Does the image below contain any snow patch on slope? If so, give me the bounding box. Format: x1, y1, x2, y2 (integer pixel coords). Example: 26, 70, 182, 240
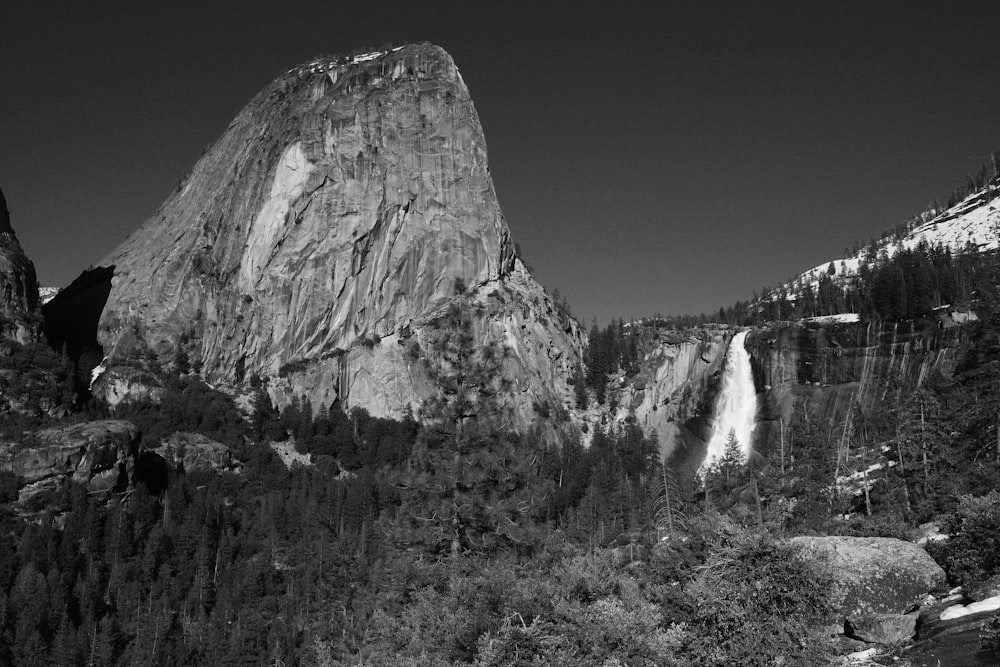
939, 595, 1000, 621
788, 186, 1000, 296
38, 286, 60, 304
292, 46, 406, 75
802, 313, 860, 325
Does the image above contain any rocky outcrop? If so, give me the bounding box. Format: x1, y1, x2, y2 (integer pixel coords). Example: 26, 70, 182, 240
846, 611, 919, 645
2, 421, 238, 504
0, 186, 40, 343
153, 432, 233, 473
748, 318, 964, 452
94, 364, 164, 409
791, 536, 946, 625
2, 420, 140, 493
0, 419, 239, 505
50, 44, 582, 429
749, 319, 961, 405
615, 328, 730, 463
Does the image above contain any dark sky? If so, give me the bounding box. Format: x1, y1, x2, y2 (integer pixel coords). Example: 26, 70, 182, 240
3, 2, 999, 325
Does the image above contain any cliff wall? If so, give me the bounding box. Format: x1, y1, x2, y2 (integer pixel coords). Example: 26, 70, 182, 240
612, 317, 968, 473
48, 44, 583, 428
614, 328, 731, 467
0, 186, 40, 344
746, 318, 965, 452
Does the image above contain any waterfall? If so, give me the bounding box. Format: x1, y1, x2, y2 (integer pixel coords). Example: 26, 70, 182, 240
703, 330, 756, 470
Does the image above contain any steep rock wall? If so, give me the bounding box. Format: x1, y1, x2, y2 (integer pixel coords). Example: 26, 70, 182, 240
0, 186, 40, 343
615, 319, 968, 474
615, 328, 731, 465
746, 318, 965, 451
65, 44, 581, 426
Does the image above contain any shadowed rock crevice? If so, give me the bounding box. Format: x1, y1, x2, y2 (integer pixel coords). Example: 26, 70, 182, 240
42, 265, 114, 372
133, 451, 169, 495
0, 185, 42, 342
0, 186, 11, 234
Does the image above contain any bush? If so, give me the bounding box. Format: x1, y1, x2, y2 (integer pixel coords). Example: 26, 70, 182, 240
681, 519, 836, 666
928, 490, 1000, 588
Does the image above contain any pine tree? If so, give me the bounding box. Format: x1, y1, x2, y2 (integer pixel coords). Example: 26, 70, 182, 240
703, 430, 746, 509
387, 297, 556, 557
573, 365, 588, 410
653, 464, 686, 540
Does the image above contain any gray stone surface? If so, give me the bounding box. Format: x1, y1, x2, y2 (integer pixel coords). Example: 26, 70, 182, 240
791, 536, 946, 620
847, 611, 919, 645
154, 432, 232, 473
0, 185, 40, 343
84, 44, 582, 430
4, 420, 139, 490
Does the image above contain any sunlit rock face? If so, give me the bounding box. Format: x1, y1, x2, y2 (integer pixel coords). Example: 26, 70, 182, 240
80, 44, 582, 426
617, 317, 967, 475
747, 318, 965, 448
0, 186, 40, 343
615, 328, 731, 467
790, 536, 946, 618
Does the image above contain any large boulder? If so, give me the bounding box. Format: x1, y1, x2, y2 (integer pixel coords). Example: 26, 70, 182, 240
3, 420, 140, 492
846, 611, 919, 645
790, 536, 946, 621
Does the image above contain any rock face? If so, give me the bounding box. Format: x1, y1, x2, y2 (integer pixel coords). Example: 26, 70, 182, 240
49, 44, 582, 428
95, 364, 164, 410
154, 432, 233, 473
2, 420, 140, 493
748, 319, 961, 407
615, 328, 730, 465
846, 611, 920, 645
609, 317, 969, 476
2, 420, 239, 504
0, 186, 40, 343
747, 318, 964, 451
791, 536, 946, 622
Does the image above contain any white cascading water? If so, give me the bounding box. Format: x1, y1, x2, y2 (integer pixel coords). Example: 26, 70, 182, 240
702, 330, 757, 470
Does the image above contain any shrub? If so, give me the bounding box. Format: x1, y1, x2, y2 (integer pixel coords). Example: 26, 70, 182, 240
928, 490, 1000, 588
682, 521, 836, 666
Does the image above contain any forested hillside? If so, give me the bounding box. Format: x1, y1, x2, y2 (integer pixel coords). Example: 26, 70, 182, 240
3, 246, 1000, 665
5, 157, 1000, 665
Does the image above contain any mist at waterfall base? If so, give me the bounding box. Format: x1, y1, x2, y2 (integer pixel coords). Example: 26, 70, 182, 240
702, 331, 758, 471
